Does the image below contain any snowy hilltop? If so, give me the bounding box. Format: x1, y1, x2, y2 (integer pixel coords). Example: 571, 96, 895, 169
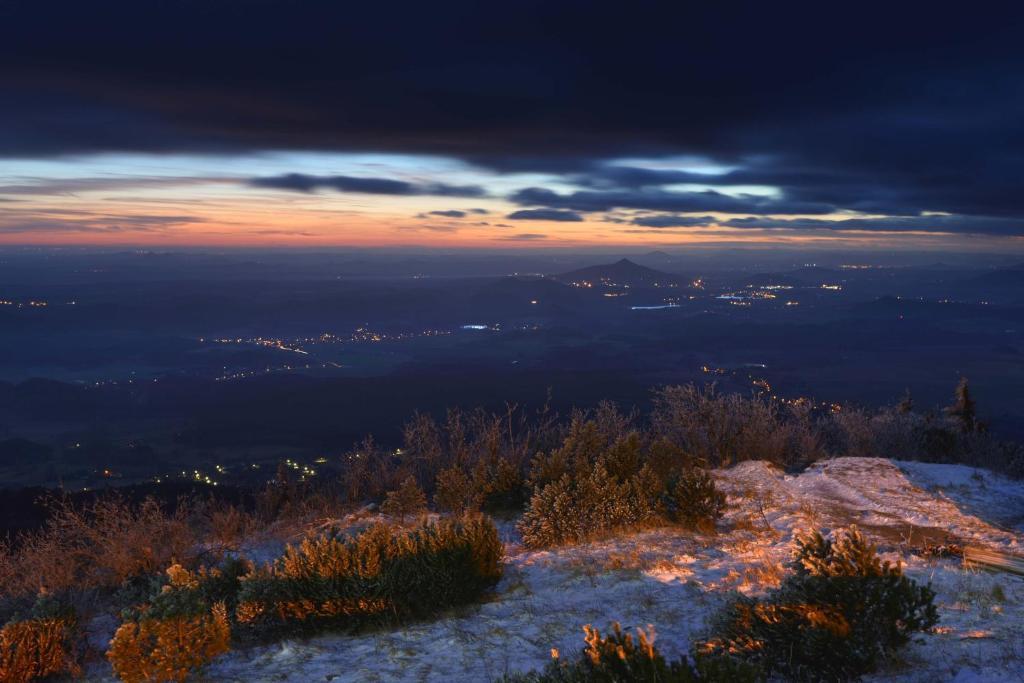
136, 457, 1023, 682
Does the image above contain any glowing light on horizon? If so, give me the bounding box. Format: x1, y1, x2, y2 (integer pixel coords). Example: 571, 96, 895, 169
0, 152, 1019, 251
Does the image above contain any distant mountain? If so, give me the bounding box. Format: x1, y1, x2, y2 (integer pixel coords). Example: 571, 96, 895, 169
554, 258, 682, 288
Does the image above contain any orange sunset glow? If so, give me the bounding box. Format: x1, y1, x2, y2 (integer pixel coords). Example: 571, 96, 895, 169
2, 153, 1021, 250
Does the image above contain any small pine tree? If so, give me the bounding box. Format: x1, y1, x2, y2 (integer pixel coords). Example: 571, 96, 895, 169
434, 466, 478, 514
107, 604, 230, 683
708, 526, 939, 681
381, 476, 427, 522
947, 377, 977, 432
666, 468, 725, 532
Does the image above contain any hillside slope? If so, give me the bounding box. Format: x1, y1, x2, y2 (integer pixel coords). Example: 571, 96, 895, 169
90, 458, 1024, 682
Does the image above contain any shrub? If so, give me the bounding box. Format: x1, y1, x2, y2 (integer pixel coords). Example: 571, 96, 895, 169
526, 417, 607, 491
235, 517, 502, 638
518, 466, 660, 548
401, 412, 446, 487
107, 559, 247, 683
435, 465, 479, 514
206, 503, 256, 551
381, 476, 428, 522
340, 436, 397, 504
704, 527, 938, 681
139, 558, 253, 621
500, 622, 757, 682
651, 384, 796, 467
107, 603, 230, 683
518, 419, 724, 548
0, 495, 197, 601
0, 616, 80, 683
665, 468, 726, 531
339, 403, 554, 511
473, 456, 529, 512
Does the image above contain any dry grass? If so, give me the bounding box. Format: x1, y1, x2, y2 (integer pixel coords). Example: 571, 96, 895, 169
740, 554, 786, 591
602, 548, 647, 572
205, 502, 257, 552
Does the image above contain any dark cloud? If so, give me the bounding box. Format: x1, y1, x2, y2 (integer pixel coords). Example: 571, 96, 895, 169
510, 187, 833, 215
619, 212, 1024, 235
1, 4, 1019, 162
574, 159, 1024, 221
418, 208, 490, 219
631, 215, 716, 228
572, 167, 726, 189
506, 208, 584, 222
249, 174, 485, 197
3, 2, 1024, 233
0, 176, 224, 196
720, 215, 1024, 236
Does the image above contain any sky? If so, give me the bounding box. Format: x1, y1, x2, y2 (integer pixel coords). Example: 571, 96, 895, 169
2, 1, 1023, 250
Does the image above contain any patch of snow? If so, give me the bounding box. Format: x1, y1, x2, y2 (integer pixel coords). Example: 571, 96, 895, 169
895, 459, 1024, 533
81, 458, 1024, 682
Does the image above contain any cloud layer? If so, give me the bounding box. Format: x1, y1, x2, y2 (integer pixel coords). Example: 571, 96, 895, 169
250, 174, 485, 197
2, 2, 1024, 239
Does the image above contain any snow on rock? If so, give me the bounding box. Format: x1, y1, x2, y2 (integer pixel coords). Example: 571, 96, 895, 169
83, 457, 1024, 682
895, 459, 1024, 534
716, 457, 1023, 551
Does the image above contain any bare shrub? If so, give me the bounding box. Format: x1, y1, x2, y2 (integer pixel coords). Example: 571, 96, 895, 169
340, 435, 401, 505
338, 402, 558, 514
434, 465, 479, 514
402, 412, 446, 488
651, 384, 813, 468
206, 502, 256, 551
0, 496, 197, 601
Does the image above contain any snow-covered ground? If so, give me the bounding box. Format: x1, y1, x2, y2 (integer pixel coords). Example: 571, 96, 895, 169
85, 458, 1024, 682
